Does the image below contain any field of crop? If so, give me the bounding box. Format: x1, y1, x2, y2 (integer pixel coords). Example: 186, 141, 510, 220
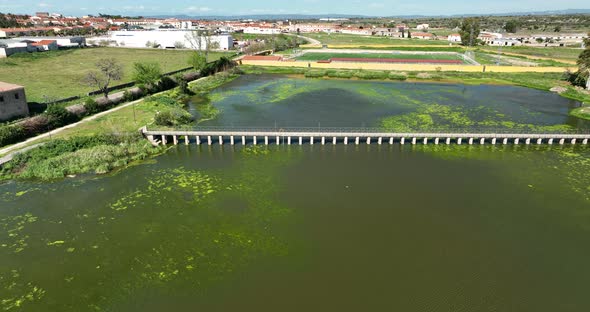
301, 33, 451, 46
296, 52, 464, 62
0, 47, 232, 102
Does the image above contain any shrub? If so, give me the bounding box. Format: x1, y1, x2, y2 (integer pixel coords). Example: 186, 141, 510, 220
156, 76, 177, 92
178, 79, 192, 95
326, 70, 354, 78
354, 71, 389, 80
84, 98, 100, 115
304, 70, 326, 78
44, 105, 78, 128
0, 124, 27, 147
388, 72, 408, 81
154, 107, 194, 126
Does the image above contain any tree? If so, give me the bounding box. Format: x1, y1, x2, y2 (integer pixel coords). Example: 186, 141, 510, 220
504, 20, 519, 33
554, 26, 561, 32
83, 59, 123, 99
188, 51, 207, 71
459, 18, 481, 47
185, 29, 214, 61
578, 35, 590, 90
407, 30, 412, 39
132, 62, 162, 86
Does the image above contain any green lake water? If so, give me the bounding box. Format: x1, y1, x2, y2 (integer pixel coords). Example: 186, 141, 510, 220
1, 75, 590, 311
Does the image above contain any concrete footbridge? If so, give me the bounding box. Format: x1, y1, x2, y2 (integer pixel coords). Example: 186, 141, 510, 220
141, 126, 590, 146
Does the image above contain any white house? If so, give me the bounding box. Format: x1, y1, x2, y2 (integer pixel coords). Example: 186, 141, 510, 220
416, 24, 429, 30
107, 30, 233, 50
447, 33, 461, 43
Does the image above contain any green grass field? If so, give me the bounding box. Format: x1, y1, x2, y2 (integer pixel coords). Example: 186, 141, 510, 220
302, 33, 451, 46
478, 46, 583, 61
296, 52, 464, 62
0, 47, 232, 102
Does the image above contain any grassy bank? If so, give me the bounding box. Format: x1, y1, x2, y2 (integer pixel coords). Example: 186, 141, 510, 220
477, 46, 583, 61
0, 48, 231, 102
0, 135, 165, 181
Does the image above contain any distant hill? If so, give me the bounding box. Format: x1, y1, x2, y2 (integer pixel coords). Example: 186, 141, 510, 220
146, 9, 590, 20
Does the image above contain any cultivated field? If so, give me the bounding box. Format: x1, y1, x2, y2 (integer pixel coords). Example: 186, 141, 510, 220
301, 33, 451, 46
0, 47, 231, 102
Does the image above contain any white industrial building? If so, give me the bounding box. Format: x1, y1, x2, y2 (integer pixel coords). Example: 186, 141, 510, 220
106, 30, 233, 50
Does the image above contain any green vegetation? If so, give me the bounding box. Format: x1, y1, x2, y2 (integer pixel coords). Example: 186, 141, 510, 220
0, 48, 231, 102
296, 52, 464, 62
478, 46, 583, 61
0, 135, 165, 180
132, 61, 162, 86
474, 51, 573, 67
459, 18, 481, 46
301, 33, 450, 46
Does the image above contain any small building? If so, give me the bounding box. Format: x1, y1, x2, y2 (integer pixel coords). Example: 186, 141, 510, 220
31, 40, 59, 51
411, 32, 434, 40
448, 33, 462, 43
0, 82, 29, 121
416, 24, 429, 31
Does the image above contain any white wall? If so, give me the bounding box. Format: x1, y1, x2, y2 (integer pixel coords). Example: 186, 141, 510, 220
109, 30, 233, 50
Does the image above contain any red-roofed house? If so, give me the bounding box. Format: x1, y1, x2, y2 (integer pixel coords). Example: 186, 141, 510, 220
31, 40, 58, 51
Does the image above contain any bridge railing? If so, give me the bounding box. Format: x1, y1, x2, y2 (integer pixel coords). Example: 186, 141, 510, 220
144, 125, 590, 135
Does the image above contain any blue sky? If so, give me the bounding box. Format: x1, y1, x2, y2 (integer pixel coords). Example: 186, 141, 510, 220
1, 0, 589, 16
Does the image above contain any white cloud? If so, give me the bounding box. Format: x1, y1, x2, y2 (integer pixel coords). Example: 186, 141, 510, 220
38, 2, 51, 7
186, 6, 212, 12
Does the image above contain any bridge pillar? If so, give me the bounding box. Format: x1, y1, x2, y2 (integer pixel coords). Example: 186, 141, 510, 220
253, 136, 257, 145
207, 136, 212, 146
344, 137, 349, 145
423, 138, 428, 145
288, 137, 292, 145
548, 138, 553, 145
367, 137, 372, 145
446, 138, 451, 145
571, 139, 577, 145
218, 136, 223, 145
299, 137, 303, 145
503, 138, 508, 145
492, 138, 496, 145
458, 138, 462, 145
355, 137, 360, 145
525, 138, 530, 145
468, 138, 473, 145
401, 137, 405, 145
310, 137, 314, 145
583, 139, 588, 145
196, 136, 201, 145
173, 136, 178, 145
389, 137, 394, 145
411, 138, 416, 145
480, 138, 485, 145
333, 137, 337, 145
230, 136, 235, 145
242, 136, 246, 145
184, 136, 189, 145
321, 137, 326, 145
435, 138, 439, 145
161, 135, 167, 145
378, 137, 383, 145
515, 138, 520, 145
276, 136, 280, 145
264, 136, 269, 145
559, 138, 565, 145
537, 138, 542, 145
